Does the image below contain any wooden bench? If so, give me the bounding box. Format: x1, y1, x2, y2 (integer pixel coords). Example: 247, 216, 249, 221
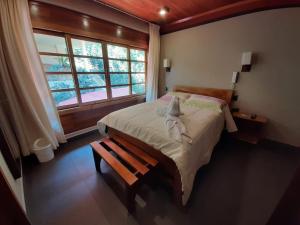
90, 137, 158, 212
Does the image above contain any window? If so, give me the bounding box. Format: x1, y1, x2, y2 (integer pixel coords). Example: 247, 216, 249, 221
107, 44, 130, 97
71, 38, 107, 103
34, 31, 147, 109
34, 33, 78, 108
107, 45, 146, 97
130, 49, 146, 94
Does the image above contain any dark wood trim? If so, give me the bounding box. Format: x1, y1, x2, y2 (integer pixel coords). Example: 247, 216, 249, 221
0, 170, 31, 225
0, 129, 21, 179
59, 96, 144, 134
102, 42, 113, 99
39, 52, 68, 57
58, 95, 145, 115
161, 0, 300, 34
127, 45, 133, 95
65, 34, 83, 105
29, 1, 149, 49
51, 88, 77, 93
45, 72, 73, 75
173, 85, 233, 105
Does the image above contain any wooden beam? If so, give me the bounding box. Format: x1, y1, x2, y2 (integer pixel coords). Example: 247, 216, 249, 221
29, 1, 149, 49
161, 0, 300, 34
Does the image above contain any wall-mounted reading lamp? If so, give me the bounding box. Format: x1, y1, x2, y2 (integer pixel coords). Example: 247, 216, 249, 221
241, 52, 252, 72
163, 58, 171, 72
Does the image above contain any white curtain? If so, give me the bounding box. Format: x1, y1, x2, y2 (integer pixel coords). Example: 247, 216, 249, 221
146, 23, 160, 102
0, 0, 66, 156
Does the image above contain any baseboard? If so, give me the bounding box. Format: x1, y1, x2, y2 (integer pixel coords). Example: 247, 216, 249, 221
260, 138, 300, 152
65, 125, 98, 139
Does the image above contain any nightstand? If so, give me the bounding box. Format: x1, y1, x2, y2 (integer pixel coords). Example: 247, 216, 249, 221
232, 112, 267, 144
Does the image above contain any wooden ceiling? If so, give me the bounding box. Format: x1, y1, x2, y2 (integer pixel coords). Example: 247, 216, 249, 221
95, 0, 300, 34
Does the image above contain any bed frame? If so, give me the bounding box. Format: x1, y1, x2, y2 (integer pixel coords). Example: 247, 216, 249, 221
107, 85, 233, 206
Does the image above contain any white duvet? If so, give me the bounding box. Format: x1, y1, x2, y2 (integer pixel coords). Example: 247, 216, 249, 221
97, 99, 236, 205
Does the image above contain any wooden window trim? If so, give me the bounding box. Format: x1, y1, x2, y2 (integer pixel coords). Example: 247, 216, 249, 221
78, 86, 106, 90
39, 52, 69, 56
34, 29, 147, 111
51, 88, 76, 92
46, 72, 73, 75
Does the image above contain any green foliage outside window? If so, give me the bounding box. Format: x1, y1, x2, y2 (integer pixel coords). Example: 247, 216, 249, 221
36, 33, 146, 107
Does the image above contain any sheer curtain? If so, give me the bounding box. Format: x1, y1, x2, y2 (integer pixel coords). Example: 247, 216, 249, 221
0, 0, 66, 156
146, 23, 160, 102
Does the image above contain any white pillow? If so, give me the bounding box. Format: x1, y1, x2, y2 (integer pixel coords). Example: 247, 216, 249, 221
160, 91, 190, 103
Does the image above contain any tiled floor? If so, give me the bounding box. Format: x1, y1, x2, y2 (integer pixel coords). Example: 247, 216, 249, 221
23, 132, 300, 225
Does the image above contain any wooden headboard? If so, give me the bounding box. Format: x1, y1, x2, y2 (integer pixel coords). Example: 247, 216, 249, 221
173, 85, 233, 104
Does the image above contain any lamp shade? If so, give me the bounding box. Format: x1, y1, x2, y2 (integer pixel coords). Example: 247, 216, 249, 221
241, 52, 252, 72
163, 58, 171, 68
241, 52, 252, 65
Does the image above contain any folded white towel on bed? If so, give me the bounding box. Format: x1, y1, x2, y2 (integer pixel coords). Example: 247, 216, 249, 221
164, 96, 192, 143
165, 115, 192, 143
167, 95, 182, 116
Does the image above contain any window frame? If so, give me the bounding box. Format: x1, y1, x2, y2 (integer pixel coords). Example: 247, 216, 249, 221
34, 29, 147, 110
35, 30, 79, 110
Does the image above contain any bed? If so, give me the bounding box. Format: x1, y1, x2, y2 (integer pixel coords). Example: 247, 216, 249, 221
97, 85, 236, 206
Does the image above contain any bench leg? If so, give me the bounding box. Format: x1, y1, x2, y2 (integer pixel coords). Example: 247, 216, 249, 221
92, 149, 102, 173
126, 186, 136, 213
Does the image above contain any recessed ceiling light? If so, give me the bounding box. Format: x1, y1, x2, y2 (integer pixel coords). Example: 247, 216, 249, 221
82, 18, 89, 27
116, 27, 122, 37
159, 7, 169, 17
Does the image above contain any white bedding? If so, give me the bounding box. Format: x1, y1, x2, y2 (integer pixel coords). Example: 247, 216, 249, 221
97, 98, 236, 205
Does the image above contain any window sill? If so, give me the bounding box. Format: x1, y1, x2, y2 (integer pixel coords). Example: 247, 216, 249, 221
58, 94, 145, 116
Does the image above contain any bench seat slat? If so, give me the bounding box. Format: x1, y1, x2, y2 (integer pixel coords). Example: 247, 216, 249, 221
90, 141, 138, 186
112, 136, 158, 167
103, 138, 149, 175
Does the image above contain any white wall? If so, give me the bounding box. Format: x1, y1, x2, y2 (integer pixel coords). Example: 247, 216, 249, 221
35, 0, 149, 33
0, 151, 26, 211
160, 8, 300, 147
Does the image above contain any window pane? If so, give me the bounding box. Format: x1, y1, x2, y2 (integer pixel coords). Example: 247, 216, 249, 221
71, 39, 102, 57
132, 84, 145, 94
111, 86, 130, 98
34, 33, 67, 54
74, 57, 104, 72
80, 88, 107, 102
130, 49, 145, 61
110, 74, 129, 85
41, 56, 71, 72
47, 75, 75, 90
52, 91, 77, 107
109, 60, 128, 72
131, 62, 145, 72
107, 44, 127, 59
78, 74, 106, 88
131, 73, 145, 84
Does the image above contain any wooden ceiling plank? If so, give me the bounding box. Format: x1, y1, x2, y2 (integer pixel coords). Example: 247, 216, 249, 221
161, 0, 300, 34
